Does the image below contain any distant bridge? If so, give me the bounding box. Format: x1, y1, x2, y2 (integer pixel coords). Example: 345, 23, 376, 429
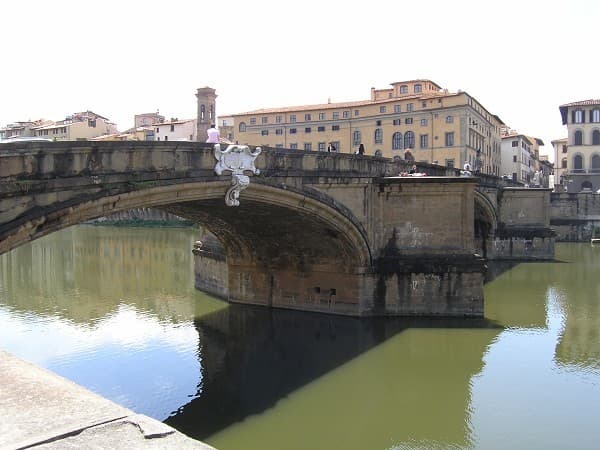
0, 141, 554, 317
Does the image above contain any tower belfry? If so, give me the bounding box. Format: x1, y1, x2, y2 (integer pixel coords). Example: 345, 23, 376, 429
196, 87, 217, 142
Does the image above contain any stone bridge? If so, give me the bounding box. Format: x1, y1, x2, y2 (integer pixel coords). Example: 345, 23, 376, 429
0, 141, 554, 317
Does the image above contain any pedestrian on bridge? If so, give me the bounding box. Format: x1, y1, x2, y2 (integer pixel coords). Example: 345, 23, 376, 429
206, 124, 220, 144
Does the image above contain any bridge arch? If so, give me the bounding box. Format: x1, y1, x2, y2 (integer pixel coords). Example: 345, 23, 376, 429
1, 180, 373, 273
474, 190, 498, 258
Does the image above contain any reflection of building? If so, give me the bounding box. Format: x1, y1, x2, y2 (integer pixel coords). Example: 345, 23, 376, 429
556, 100, 600, 192
225, 79, 504, 175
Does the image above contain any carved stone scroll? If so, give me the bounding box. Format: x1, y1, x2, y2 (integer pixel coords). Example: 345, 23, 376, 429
213, 144, 261, 206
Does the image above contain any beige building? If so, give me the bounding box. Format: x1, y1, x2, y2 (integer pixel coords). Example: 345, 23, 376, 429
225, 79, 504, 174
554, 100, 600, 192
33, 111, 117, 141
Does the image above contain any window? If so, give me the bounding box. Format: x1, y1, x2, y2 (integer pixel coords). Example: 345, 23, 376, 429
304, 143, 312, 151
318, 126, 325, 132
276, 128, 283, 135
318, 113, 325, 120
290, 115, 297, 123
512, 141, 518, 147
446, 115, 454, 123
354, 110, 359, 116
399, 85, 408, 94
262, 117, 268, 124
445, 159, 455, 168
593, 109, 600, 123
592, 154, 600, 172
374, 128, 383, 144
420, 134, 429, 149
574, 154, 583, 170
574, 130, 583, 145
562, 145, 567, 153
261, 130, 268, 136
332, 125, 340, 131
376, 120, 382, 126
394, 105, 401, 113
392, 132, 403, 150
170, 124, 175, 132
250, 117, 257, 125
404, 131, 415, 149
164, 136, 168, 141
393, 119, 401, 125
318, 142, 326, 152
290, 128, 297, 134
239, 122, 246, 132
343, 111, 350, 118
200, 105, 205, 120
414, 84, 422, 93
276, 115, 282, 123
290, 143, 298, 149
445, 132, 454, 146
305, 114, 311, 121
353, 130, 361, 145
405, 118, 413, 124
561, 158, 567, 168
513, 155, 517, 162
593, 130, 600, 145
276, 144, 284, 148
407, 103, 413, 112
573, 109, 584, 124
380, 106, 386, 113
420, 118, 428, 126
305, 127, 311, 133
333, 112, 340, 120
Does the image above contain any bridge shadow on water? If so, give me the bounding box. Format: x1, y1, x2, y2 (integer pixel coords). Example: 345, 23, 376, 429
164, 303, 501, 441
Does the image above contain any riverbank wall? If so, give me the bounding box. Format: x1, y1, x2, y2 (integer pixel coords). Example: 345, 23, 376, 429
550, 192, 600, 241
0, 350, 215, 449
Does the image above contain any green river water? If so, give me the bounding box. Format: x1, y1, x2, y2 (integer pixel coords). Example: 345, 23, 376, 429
0, 225, 598, 450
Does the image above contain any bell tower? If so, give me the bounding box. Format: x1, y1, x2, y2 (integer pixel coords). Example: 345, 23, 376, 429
196, 87, 217, 142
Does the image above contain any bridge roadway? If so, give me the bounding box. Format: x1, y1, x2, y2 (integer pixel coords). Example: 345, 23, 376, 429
0, 141, 554, 317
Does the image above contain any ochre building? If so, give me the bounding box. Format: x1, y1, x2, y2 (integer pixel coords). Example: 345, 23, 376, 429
225, 79, 504, 175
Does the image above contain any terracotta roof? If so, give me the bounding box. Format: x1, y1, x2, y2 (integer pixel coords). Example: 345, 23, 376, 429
227, 91, 457, 116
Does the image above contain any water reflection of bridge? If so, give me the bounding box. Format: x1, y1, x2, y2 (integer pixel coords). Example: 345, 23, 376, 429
166, 304, 502, 446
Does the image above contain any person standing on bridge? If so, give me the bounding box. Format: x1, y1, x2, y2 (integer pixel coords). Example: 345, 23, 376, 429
358, 143, 365, 155
206, 124, 220, 144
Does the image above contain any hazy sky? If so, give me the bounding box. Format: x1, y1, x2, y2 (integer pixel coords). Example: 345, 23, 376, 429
2, 0, 597, 160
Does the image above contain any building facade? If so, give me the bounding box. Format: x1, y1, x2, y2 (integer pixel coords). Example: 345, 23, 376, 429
0, 120, 51, 140
501, 134, 533, 184
33, 111, 117, 141
153, 118, 197, 141
134, 112, 165, 128
552, 137, 568, 190
225, 79, 504, 174
555, 100, 600, 192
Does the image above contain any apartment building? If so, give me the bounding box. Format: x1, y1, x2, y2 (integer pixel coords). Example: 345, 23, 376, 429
225, 79, 504, 174
33, 111, 117, 141
555, 100, 600, 192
